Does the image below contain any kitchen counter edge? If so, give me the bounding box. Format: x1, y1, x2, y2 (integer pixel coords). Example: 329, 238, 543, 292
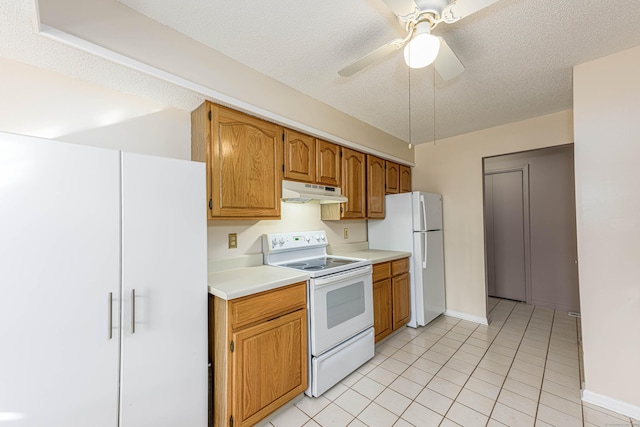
208, 265, 310, 300
330, 248, 412, 264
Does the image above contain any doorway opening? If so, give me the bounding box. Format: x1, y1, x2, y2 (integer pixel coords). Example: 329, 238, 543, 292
482, 145, 580, 313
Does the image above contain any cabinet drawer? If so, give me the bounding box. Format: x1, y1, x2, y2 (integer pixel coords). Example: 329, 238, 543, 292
372, 262, 391, 282
391, 258, 409, 276
230, 282, 306, 329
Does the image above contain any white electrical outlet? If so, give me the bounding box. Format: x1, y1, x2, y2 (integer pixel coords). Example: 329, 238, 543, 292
228, 233, 237, 249
343, 228, 349, 239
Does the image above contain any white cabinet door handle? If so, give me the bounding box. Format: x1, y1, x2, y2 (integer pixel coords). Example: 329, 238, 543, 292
108, 292, 113, 340
131, 289, 136, 334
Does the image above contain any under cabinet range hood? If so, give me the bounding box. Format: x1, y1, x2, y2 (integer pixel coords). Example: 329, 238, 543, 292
281, 180, 348, 204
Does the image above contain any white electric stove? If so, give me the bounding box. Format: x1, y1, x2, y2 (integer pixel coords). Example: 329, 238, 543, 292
263, 230, 374, 397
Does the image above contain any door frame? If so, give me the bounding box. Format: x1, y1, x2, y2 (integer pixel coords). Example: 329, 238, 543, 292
483, 164, 532, 305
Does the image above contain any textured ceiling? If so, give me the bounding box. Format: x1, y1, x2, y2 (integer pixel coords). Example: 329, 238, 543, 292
116, 0, 640, 143
3, 0, 640, 146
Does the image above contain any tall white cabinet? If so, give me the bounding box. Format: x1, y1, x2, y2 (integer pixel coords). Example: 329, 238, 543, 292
0, 132, 207, 426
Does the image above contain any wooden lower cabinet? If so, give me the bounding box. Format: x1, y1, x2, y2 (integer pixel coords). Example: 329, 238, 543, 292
372, 258, 411, 342
392, 272, 411, 330
373, 278, 392, 342
211, 283, 308, 427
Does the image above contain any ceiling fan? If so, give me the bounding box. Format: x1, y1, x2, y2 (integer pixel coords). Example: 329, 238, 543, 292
338, 0, 500, 80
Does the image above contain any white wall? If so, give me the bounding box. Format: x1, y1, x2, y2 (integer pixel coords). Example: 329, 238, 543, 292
60, 109, 191, 160
574, 45, 640, 412
36, 0, 414, 165
413, 110, 574, 321
206, 204, 367, 260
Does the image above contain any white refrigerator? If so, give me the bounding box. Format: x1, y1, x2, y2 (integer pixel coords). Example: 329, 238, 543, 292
368, 192, 446, 327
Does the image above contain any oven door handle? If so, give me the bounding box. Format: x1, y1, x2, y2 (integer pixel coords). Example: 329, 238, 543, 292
312, 265, 372, 287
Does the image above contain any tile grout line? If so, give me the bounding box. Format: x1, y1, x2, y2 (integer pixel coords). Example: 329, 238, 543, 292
327, 317, 468, 426
351, 300, 531, 426
483, 303, 538, 426
531, 307, 556, 425
428, 299, 523, 426
427, 300, 515, 425
358, 314, 475, 425
295, 300, 529, 426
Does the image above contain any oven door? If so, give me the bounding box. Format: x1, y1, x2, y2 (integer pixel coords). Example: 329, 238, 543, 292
309, 265, 373, 356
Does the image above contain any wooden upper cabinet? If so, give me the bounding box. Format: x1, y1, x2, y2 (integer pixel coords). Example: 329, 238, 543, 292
284, 129, 315, 183
400, 165, 412, 193
191, 102, 282, 219
367, 155, 385, 219
340, 148, 367, 219
315, 140, 340, 187
386, 161, 400, 194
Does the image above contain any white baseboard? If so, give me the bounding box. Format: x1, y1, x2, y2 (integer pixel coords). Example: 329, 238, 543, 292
582, 389, 640, 420
444, 309, 489, 326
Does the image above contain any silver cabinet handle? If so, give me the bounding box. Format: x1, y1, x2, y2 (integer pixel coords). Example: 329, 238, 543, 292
108, 292, 113, 340
131, 289, 136, 334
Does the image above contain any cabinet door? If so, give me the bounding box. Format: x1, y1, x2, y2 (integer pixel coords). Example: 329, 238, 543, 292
392, 273, 411, 330
386, 161, 400, 194
120, 153, 207, 426
211, 105, 282, 218
284, 129, 315, 182
341, 148, 366, 219
373, 279, 393, 342
0, 134, 120, 427
367, 155, 386, 219
316, 139, 340, 186
231, 309, 308, 427
400, 165, 412, 193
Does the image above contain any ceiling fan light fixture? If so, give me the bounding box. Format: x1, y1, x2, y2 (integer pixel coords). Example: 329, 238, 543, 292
403, 22, 440, 68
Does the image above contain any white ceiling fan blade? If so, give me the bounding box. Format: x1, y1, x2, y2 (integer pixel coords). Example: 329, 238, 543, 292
443, 0, 500, 23
381, 0, 420, 19
434, 37, 464, 81
338, 39, 406, 77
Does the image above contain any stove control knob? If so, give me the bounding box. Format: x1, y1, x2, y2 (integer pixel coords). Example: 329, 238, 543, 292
314, 234, 321, 241
320, 235, 326, 242
278, 237, 285, 246
271, 238, 278, 248
304, 235, 311, 243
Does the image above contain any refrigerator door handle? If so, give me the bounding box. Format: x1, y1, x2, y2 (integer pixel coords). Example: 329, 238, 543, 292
422, 233, 428, 269
420, 195, 427, 231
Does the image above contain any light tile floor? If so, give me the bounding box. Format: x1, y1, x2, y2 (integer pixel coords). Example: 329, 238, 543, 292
260, 298, 639, 427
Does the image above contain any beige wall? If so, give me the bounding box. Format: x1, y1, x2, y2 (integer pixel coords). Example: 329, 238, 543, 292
413, 110, 574, 320
574, 45, 640, 409
206, 205, 367, 260
190, 106, 370, 259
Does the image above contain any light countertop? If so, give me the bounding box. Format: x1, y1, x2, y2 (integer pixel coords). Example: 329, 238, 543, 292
208, 243, 410, 300
207, 254, 309, 300
208, 265, 309, 300
327, 242, 411, 264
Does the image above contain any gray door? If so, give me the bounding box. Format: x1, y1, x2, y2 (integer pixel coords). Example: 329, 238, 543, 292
484, 171, 527, 302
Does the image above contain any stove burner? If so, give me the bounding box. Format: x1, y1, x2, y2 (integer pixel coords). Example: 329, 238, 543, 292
283, 263, 308, 268
279, 257, 360, 272
329, 259, 353, 265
